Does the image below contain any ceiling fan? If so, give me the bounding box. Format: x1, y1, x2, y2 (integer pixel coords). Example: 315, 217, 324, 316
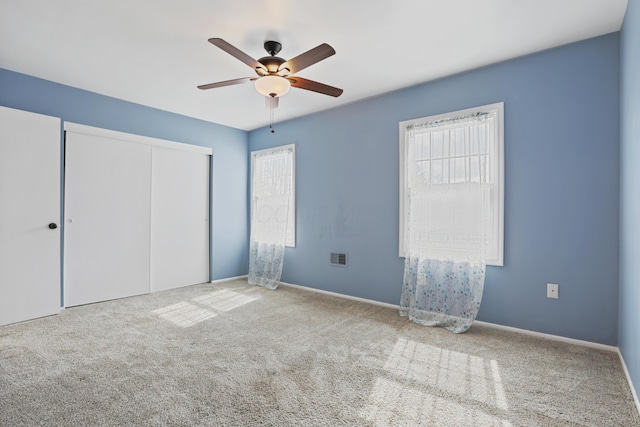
198, 38, 343, 109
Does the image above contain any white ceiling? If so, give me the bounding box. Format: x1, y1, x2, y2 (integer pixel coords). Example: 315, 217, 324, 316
0, 0, 628, 131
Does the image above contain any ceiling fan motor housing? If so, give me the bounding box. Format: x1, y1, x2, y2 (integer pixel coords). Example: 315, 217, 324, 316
257, 41, 288, 75
257, 56, 286, 74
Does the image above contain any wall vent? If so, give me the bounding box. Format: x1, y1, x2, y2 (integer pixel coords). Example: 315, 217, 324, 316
330, 252, 347, 267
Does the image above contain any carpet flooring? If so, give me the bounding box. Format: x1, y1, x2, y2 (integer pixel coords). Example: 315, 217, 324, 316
0, 279, 638, 426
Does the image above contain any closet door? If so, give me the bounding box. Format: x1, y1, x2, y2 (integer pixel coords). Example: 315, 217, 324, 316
150, 146, 210, 292
0, 106, 61, 326
64, 133, 152, 307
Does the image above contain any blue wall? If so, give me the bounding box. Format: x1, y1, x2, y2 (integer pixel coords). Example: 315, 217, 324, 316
0, 32, 625, 347
0, 68, 249, 281
249, 34, 621, 345
620, 0, 640, 404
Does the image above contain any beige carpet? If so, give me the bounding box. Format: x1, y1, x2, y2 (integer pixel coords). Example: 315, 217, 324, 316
0, 279, 638, 426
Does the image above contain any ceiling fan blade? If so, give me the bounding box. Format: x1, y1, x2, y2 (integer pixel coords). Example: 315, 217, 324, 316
278, 43, 335, 75
208, 38, 267, 74
287, 77, 343, 97
197, 77, 254, 90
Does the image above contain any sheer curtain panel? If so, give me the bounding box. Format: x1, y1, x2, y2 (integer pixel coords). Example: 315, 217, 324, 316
400, 112, 493, 333
248, 145, 294, 290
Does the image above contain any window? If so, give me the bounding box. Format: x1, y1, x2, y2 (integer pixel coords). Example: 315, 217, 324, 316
399, 103, 504, 266
251, 144, 295, 247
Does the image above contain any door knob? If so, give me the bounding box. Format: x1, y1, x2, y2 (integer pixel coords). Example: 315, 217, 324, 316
48, 223, 58, 230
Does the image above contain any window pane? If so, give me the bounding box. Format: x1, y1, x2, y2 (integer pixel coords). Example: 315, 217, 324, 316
400, 103, 504, 265
470, 155, 480, 182
432, 132, 443, 159
454, 130, 465, 157
478, 123, 488, 154
443, 131, 450, 158
470, 127, 479, 155
421, 135, 430, 159
431, 159, 443, 184
417, 159, 430, 180
415, 137, 423, 160
251, 146, 295, 247
442, 157, 450, 184
452, 157, 466, 183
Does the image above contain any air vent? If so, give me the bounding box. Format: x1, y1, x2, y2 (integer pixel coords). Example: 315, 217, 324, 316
330, 252, 347, 267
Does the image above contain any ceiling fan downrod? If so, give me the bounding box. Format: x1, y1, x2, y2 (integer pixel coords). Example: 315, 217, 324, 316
263, 40, 282, 57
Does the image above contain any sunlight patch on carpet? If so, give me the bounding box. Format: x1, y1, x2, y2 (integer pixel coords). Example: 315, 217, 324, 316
152, 301, 217, 327
193, 289, 258, 312
152, 289, 259, 327
490, 359, 508, 411
360, 377, 513, 426
383, 337, 510, 411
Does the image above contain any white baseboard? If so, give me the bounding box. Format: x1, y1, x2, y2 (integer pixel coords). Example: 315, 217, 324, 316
210, 275, 248, 285
280, 281, 617, 352
278, 281, 399, 310
473, 321, 617, 352
618, 350, 640, 415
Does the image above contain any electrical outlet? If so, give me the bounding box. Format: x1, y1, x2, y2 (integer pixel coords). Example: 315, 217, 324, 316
547, 283, 559, 299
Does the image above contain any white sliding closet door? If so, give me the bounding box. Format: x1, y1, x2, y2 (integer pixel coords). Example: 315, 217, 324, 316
151, 147, 210, 292
63, 123, 212, 307
64, 133, 152, 307
0, 107, 61, 326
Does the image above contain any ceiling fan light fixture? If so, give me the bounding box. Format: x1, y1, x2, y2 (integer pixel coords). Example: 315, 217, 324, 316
255, 75, 291, 98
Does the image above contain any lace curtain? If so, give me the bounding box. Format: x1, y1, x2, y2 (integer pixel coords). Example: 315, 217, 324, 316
248, 147, 293, 290
400, 114, 491, 333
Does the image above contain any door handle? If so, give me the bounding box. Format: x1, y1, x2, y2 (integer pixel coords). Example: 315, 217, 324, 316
48, 223, 58, 230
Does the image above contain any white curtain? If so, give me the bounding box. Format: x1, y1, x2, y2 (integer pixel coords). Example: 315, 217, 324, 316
248, 147, 293, 290
400, 114, 491, 333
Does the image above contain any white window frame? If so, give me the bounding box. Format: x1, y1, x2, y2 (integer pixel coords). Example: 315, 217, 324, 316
250, 144, 296, 247
399, 102, 504, 266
